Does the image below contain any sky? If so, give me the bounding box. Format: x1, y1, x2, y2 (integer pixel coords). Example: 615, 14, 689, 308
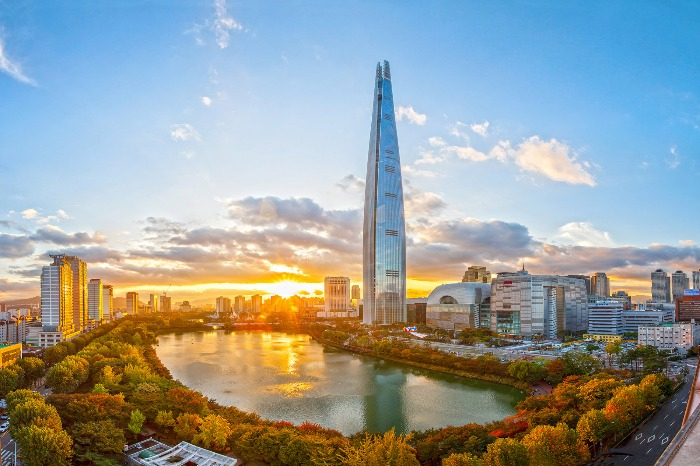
1, 0, 699, 303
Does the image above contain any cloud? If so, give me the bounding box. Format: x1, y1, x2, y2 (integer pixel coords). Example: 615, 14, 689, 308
396, 106, 427, 125
402, 165, 438, 178
0, 37, 36, 86
449, 122, 470, 141
404, 187, 446, 218
556, 222, 614, 247
170, 124, 201, 142
21, 209, 38, 219
470, 121, 490, 137
336, 174, 365, 191
667, 145, 681, 169
0, 233, 34, 258
30, 226, 106, 246
201, 96, 213, 106
514, 136, 596, 186
679, 240, 696, 247
428, 137, 446, 147
181, 150, 196, 159
56, 209, 71, 220
212, 0, 245, 49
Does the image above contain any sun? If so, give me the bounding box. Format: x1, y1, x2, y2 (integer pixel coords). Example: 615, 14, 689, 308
267, 280, 303, 298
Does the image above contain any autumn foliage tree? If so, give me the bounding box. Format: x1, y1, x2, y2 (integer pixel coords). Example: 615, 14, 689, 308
521, 422, 589, 466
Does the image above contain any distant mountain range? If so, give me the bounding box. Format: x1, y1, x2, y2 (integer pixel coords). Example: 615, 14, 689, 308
0, 296, 40, 306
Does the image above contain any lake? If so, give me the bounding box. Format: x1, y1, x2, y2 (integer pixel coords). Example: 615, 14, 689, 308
155, 331, 524, 435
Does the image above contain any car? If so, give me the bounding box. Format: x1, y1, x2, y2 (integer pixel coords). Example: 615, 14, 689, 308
0, 415, 7, 421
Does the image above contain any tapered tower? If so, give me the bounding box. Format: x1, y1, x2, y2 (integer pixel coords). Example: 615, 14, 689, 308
363, 60, 407, 325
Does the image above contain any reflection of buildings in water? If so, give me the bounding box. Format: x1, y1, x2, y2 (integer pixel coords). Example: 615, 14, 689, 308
363, 361, 408, 434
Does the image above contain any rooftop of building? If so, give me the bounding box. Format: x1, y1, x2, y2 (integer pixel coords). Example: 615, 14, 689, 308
124, 438, 237, 465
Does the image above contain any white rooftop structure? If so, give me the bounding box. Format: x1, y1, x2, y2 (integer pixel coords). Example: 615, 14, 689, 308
125, 439, 237, 466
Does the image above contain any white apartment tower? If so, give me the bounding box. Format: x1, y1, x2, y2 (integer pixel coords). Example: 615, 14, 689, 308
40, 254, 74, 332
87, 278, 103, 324
323, 277, 352, 318
216, 296, 231, 315
651, 269, 671, 303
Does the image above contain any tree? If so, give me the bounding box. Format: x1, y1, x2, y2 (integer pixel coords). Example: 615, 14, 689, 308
508, 360, 545, 384
92, 383, 109, 394
604, 385, 647, 430
6, 389, 43, 413
45, 355, 89, 393
521, 422, 589, 466
15, 423, 73, 466
128, 409, 146, 435
0, 365, 23, 397
576, 409, 611, 456
9, 398, 63, 439
442, 452, 485, 466
482, 438, 528, 466
194, 414, 232, 450
174, 413, 202, 441
43, 344, 69, 367
71, 420, 125, 456
16, 357, 45, 386
155, 410, 176, 428
340, 429, 420, 466
561, 352, 601, 376
604, 342, 622, 367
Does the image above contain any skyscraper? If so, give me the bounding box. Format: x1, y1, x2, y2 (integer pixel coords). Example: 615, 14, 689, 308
590, 272, 610, 298
126, 292, 139, 315
40, 254, 74, 333
672, 270, 689, 300
363, 60, 407, 325
103, 285, 114, 321
651, 269, 671, 303
693, 270, 700, 290
87, 278, 103, 324
149, 293, 159, 313
66, 255, 88, 332
323, 277, 351, 318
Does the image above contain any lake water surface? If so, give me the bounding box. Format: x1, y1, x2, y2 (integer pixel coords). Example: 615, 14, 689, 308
156, 331, 524, 435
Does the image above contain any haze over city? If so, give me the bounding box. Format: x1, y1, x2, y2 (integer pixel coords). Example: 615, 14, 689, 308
1, 1, 699, 303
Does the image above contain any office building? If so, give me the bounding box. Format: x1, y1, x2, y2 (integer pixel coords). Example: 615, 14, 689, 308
406, 298, 427, 325
321, 277, 354, 318
149, 294, 159, 313
234, 295, 245, 313
87, 279, 103, 324
39, 254, 80, 347
693, 270, 700, 291
462, 266, 491, 284
672, 270, 690, 301
608, 290, 632, 310
426, 283, 491, 330
586, 300, 623, 338
676, 293, 700, 322
126, 292, 139, 315
567, 275, 592, 295
638, 323, 700, 354
651, 269, 671, 303
351, 285, 361, 300
590, 272, 610, 298
64, 255, 88, 332
216, 296, 231, 315
621, 308, 674, 334
102, 285, 114, 321
490, 269, 588, 338
362, 60, 407, 325
251, 295, 262, 313
159, 295, 172, 313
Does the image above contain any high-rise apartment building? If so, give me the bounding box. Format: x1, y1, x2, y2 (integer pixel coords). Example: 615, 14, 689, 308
590, 272, 610, 298
159, 295, 172, 313
65, 255, 88, 332
126, 292, 139, 315
490, 269, 588, 338
102, 285, 113, 321
234, 295, 245, 313
40, 254, 74, 333
651, 269, 671, 303
693, 270, 700, 290
672, 270, 689, 301
363, 60, 406, 325
351, 285, 361, 300
462, 266, 492, 283
323, 277, 352, 318
216, 296, 231, 315
251, 295, 262, 313
149, 294, 159, 313
87, 279, 103, 324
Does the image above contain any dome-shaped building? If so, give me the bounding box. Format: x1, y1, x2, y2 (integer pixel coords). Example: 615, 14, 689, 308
426, 282, 491, 330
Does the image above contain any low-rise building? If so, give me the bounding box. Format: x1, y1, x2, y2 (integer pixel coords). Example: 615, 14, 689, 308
638, 323, 700, 354
0, 343, 22, 368
676, 294, 700, 322
621, 308, 674, 334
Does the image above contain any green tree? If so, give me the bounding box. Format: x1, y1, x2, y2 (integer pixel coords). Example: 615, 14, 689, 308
442, 452, 486, 466
155, 410, 175, 428
0, 365, 23, 397
9, 398, 63, 439
193, 414, 232, 450
92, 383, 109, 394
15, 424, 73, 466
16, 357, 45, 387
71, 420, 125, 456
6, 389, 43, 413
43, 344, 69, 367
576, 409, 611, 456
508, 360, 546, 384
340, 429, 420, 466
521, 423, 589, 466
561, 351, 602, 376
45, 355, 89, 393
174, 413, 202, 441
604, 342, 622, 367
482, 438, 528, 466
128, 408, 146, 435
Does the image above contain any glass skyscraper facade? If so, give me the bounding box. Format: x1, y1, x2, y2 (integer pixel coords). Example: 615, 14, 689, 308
363, 61, 407, 325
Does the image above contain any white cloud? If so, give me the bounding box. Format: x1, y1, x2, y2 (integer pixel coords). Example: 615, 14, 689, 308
679, 239, 697, 246
556, 222, 614, 247
513, 136, 596, 186
181, 150, 196, 159
396, 106, 427, 126
442, 145, 489, 162
667, 145, 681, 169
201, 96, 212, 106
402, 165, 438, 178
0, 37, 36, 86
21, 209, 38, 219
449, 121, 470, 141
470, 120, 490, 137
56, 209, 71, 220
170, 124, 201, 142
213, 0, 245, 49
428, 136, 446, 147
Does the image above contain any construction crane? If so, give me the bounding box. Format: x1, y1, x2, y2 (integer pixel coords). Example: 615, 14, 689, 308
163, 284, 171, 297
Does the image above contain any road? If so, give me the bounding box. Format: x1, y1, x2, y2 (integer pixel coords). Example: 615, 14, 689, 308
602, 365, 695, 465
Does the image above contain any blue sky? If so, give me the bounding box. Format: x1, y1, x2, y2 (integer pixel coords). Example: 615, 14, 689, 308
1, 0, 698, 302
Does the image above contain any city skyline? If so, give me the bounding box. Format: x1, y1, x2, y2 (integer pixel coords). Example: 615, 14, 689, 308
1, 1, 699, 302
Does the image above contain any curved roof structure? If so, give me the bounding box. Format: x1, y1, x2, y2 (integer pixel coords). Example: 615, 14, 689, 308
427, 282, 491, 306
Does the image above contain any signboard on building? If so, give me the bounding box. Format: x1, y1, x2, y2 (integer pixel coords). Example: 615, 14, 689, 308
684, 289, 700, 297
